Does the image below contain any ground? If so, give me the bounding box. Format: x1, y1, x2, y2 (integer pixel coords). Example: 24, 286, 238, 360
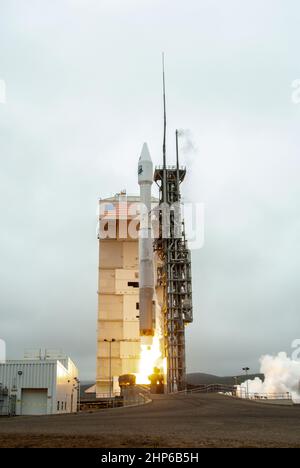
0, 393, 300, 448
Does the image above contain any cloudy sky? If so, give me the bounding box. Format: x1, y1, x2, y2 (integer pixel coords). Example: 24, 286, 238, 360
0, 0, 300, 380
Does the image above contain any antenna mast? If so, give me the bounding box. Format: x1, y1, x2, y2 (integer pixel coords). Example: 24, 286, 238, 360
162, 53, 167, 203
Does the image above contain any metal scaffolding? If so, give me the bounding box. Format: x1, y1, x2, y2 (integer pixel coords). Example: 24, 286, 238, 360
154, 130, 193, 393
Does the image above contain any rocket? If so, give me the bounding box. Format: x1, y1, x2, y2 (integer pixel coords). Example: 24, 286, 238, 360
138, 143, 155, 336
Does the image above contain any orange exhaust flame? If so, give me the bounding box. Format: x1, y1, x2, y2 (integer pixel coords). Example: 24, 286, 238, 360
135, 333, 164, 385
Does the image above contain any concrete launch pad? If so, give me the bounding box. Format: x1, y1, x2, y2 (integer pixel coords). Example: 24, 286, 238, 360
0, 393, 300, 448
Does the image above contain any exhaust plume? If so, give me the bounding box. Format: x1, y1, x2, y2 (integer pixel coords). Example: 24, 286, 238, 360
239, 352, 300, 402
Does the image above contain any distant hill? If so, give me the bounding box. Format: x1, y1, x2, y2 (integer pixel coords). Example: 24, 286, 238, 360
187, 373, 264, 386
80, 382, 96, 400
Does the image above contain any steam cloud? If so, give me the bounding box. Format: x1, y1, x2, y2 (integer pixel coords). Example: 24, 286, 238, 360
240, 352, 300, 402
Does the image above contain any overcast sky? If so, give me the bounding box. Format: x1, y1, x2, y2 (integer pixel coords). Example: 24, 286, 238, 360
0, 0, 300, 380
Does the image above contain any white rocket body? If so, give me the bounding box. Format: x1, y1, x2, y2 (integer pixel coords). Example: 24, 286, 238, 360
138, 143, 155, 336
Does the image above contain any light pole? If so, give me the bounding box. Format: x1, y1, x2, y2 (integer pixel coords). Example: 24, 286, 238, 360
242, 367, 250, 399
104, 339, 115, 399
78, 378, 81, 412
75, 377, 80, 412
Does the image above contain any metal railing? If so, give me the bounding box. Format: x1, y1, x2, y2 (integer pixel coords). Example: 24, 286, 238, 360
174, 385, 293, 402
189, 384, 235, 394
155, 165, 186, 171
237, 390, 292, 400
174, 384, 236, 395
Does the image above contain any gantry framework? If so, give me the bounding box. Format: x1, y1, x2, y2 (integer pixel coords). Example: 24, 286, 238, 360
154, 130, 193, 393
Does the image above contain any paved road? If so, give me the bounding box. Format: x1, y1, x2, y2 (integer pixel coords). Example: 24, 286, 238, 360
0, 393, 300, 447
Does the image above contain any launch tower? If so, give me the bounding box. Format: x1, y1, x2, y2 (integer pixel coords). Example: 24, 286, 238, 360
153, 59, 193, 393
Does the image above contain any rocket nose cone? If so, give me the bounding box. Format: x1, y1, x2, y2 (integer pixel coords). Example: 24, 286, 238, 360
139, 142, 152, 162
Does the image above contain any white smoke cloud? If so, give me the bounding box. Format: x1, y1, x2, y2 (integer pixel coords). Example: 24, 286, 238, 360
240, 352, 300, 402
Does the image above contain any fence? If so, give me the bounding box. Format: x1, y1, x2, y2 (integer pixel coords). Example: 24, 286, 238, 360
236, 389, 292, 401
175, 384, 236, 395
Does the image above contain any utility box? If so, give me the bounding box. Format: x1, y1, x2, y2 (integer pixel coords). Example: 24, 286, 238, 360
0, 384, 10, 416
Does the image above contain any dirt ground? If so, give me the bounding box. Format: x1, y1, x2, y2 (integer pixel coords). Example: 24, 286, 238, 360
0, 393, 299, 448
